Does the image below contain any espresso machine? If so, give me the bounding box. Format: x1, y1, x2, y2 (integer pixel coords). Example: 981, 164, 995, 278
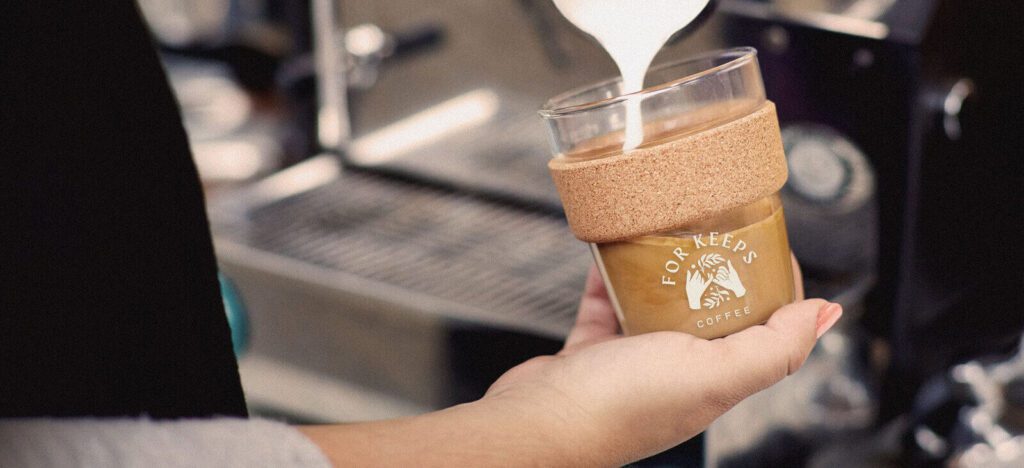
179, 0, 1022, 465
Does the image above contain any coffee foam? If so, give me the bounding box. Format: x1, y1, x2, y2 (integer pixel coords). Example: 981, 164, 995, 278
549, 101, 788, 243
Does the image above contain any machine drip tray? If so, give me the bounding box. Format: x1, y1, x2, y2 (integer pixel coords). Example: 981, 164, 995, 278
210, 158, 587, 418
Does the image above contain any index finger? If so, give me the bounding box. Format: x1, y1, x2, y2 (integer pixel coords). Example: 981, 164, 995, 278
705, 299, 838, 401
564, 265, 621, 350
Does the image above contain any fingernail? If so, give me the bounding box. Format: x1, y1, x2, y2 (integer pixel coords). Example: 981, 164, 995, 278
815, 303, 843, 339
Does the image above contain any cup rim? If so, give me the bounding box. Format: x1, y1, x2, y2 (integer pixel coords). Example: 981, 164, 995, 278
539, 47, 758, 119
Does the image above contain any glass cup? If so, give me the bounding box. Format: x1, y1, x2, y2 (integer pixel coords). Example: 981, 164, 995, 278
540, 48, 795, 339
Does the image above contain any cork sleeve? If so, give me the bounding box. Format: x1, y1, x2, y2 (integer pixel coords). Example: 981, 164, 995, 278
549, 101, 788, 243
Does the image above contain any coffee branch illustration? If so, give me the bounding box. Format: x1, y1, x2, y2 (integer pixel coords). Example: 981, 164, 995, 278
686, 253, 747, 310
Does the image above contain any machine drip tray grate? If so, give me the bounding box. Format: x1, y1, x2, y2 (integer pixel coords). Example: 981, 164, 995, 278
212, 167, 591, 337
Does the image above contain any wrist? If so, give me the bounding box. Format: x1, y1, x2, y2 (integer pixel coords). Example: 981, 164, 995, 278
459, 395, 588, 465
471, 389, 605, 466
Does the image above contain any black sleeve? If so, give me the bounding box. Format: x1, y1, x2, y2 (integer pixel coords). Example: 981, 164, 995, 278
0, 0, 248, 418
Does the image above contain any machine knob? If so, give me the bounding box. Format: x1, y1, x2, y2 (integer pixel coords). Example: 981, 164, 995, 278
782, 125, 874, 211
780, 125, 877, 274
786, 136, 850, 203
940, 78, 975, 141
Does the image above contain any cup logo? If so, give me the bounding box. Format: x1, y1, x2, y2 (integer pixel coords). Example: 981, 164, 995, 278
687, 255, 747, 310
660, 232, 757, 311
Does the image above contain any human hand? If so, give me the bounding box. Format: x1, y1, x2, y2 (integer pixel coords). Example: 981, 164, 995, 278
300, 256, 828, 467
685, 268, 713, 310
481, 259, 840, 465
712, 260, 747, 297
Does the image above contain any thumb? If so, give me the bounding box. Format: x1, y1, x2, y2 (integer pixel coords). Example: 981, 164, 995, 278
706, 300, 842, 399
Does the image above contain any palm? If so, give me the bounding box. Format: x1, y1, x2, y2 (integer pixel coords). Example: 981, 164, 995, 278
480, 257, 828, 465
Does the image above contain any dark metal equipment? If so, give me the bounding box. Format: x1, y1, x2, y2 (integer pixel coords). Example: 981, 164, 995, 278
709, 0, 1022, 465
718, 0, 1022, 416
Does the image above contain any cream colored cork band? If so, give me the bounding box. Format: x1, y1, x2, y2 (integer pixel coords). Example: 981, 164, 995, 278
549, 101, 788, 243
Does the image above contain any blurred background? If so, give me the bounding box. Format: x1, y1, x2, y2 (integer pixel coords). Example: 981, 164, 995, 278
137, 0, 1020, 466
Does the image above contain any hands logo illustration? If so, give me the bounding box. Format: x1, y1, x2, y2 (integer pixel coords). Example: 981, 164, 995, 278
685, 269, 713, 310
685, 259, 747, 310
713, 260, 747, 298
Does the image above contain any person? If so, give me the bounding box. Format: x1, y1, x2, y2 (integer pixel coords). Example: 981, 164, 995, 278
0, 1, 842, 466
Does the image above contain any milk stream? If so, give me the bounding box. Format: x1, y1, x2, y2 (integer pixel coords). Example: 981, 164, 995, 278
552, 0, 710, 151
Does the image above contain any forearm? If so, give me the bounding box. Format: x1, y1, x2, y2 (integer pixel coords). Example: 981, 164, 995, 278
0, 417, 330, 467
300, 396, 597, 467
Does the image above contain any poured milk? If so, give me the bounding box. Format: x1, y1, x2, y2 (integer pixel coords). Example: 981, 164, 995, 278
552, 0, 710, 151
